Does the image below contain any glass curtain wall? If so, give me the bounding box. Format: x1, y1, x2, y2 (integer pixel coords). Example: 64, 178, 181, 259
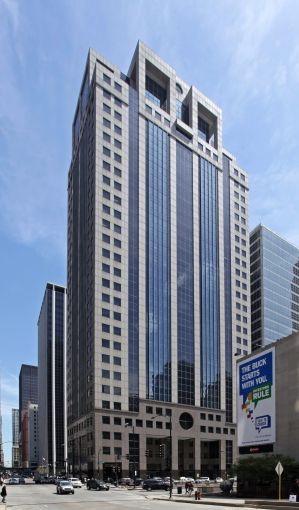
222, 154, 233, 422
199, 157, 220, 409
128, 87, 140, 412
146, 121, 171, 402
176, 142, 194, 405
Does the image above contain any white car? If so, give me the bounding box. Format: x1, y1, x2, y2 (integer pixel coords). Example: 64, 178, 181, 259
68, 477, 82, 488
6, 478, 19, 485
196, 477, 210, 484
57, 480, 74, 494
215, 477, 223, 483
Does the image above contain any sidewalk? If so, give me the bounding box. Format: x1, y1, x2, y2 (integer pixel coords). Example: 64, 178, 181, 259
151, 493, 299, 508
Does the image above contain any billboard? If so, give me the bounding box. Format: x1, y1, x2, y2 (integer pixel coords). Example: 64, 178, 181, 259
237, 347, 275, 447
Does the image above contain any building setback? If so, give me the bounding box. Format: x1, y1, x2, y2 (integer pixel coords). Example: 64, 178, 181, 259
12, 408, 20, 468
67, 41, 251, 479
19, 364, 38, 468
250, 225, 299, 350
38, 283, 67, 475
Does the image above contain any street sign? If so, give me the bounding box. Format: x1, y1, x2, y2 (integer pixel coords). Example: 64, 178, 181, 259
275, 462, 283, 500
275, 462, 284, 476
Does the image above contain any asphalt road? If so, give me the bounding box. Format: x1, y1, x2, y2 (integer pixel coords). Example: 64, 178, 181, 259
3, 482, 266, 510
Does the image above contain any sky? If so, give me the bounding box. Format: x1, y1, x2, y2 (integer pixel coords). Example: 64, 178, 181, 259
1, 0, 299, 465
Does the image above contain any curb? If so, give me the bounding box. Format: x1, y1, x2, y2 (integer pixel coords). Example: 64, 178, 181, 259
152, 496, 245, 507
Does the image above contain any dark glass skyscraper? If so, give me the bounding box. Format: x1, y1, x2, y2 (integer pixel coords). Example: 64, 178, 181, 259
67, 41, 250, 479
250, 225, 299, 350
38, 283, 67, 475
19, 364, 38, 468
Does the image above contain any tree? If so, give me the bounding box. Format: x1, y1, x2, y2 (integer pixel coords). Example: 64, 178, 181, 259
235, 454, 299, 498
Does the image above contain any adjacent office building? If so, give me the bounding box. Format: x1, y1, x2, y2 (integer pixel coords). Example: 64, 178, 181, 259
19, 364, 38, 468
38, 283, 67, 475
28, 403, 39, 468
250, 225, 299, 350
67, 41, 250, 478
12, 408, 20, 468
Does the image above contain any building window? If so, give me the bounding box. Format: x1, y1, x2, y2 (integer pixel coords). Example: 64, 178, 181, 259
145, 75, 167, 111
102, 385, 110, 394
103, 74, 111, 84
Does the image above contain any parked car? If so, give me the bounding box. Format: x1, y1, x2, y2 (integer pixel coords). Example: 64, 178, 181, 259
56, 480, 74, 494
87, 479, 109, 491
215, 477, 223, 483
7, 478, 19, 485
134, 478, 144, 486
68, 477, 82, 488
142, 479, 168, 491
196, 476, 210, 484
18, 478, 26, 484
119, 477, 133, 486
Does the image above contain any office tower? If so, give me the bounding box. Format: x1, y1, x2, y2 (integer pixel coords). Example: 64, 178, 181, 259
250, 224, 299, 350
38, 283, 67, 475
28, 403, 39, 468
67, 41, 250, 478
19, 364, 38, 468
12, 408, 20, 468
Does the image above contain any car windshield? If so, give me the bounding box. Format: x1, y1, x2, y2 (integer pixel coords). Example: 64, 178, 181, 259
60, 481, 70, 486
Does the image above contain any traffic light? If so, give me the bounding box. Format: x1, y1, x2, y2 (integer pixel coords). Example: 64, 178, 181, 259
145, 450, 149, 457
159, 444, 166, 458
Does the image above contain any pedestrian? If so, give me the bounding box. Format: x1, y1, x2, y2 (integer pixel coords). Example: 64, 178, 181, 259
0, 480, 7, 504
185, 481, 189, 494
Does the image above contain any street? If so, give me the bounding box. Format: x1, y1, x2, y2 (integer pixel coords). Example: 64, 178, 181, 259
3, 482, 268, 510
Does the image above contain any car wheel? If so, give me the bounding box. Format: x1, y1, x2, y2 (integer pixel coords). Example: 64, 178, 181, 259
72, 491, 74, 494
146, 487, 151, 491
87, 486, 90, 490
106, 487, 109, 491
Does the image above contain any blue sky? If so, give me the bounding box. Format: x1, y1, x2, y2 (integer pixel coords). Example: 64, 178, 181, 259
1, 0, 299, 464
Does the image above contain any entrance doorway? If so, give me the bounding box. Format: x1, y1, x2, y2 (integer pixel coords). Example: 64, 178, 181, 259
103, 462, 122, 483
178, 439, 195, 477
201, 440, 220, 479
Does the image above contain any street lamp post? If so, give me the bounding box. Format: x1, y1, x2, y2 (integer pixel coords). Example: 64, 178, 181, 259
125, 422, 136, 488
151, 413, 173, 500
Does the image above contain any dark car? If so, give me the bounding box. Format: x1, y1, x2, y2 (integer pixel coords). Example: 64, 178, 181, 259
142, 479, 168, 491
18, 478, 26, 485
87, 479, 109, 491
